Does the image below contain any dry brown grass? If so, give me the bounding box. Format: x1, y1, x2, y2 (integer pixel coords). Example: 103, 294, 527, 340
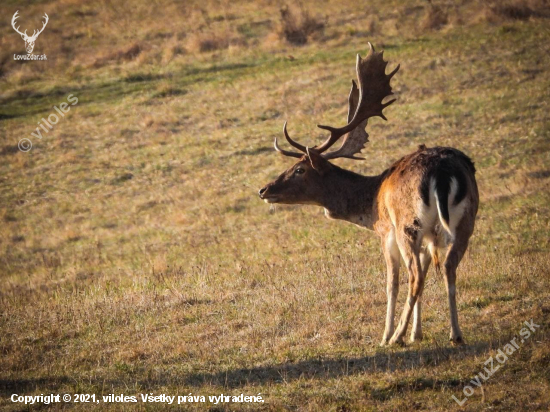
185, 31, 246, 53
477, 0, 550, 23
421, 1, 449, 31
276, 4, 326, 45
93, 43, 142, 68
0, 0, 549, 410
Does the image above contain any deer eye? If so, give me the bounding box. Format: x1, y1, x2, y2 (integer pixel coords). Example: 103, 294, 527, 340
294, 168, 305, 175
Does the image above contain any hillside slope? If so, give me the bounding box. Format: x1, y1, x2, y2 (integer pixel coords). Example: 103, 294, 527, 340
1, 1, 549, 410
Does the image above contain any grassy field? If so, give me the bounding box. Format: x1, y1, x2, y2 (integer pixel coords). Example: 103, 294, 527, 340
1, 0, 549, 410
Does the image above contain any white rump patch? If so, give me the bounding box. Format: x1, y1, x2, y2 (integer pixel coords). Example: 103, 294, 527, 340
435, 177, 469, 239
417, 179, 438, 230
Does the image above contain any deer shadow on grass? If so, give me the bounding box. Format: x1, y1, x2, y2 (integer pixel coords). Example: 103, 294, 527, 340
184, 339, 501, 388
0, 338, 521, 396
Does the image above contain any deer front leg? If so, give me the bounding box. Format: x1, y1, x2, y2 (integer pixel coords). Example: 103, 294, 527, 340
380, 231, 400, 346
389, 235, 425, 346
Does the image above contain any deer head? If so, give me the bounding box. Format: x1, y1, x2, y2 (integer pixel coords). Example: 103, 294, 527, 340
12, 11, 49, 54
259, 43, 399, 205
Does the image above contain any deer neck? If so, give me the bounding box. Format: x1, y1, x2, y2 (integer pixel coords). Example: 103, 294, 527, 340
321, 167, 383, 230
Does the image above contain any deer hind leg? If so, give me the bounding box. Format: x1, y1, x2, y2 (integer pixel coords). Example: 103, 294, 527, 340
443, 225, 472, 344
410, 247, 432, 342
380, 229, 401, 346
389, 228, 425, 346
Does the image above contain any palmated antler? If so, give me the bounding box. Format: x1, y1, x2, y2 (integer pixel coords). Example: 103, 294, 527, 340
321, 80, 368, 160
274, 42, 399, 160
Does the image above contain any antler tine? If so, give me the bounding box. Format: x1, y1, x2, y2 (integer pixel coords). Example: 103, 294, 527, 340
388, 64, 400, 80
274, 135, 303, 158
314, 42, 399, 156
273, 122, 306, 158
283, 121, 308, 153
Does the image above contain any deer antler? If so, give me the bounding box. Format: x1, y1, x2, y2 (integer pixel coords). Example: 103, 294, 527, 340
11, 11, 27, 38
29, 13, 49, 40
274, 122, 307, 158
316, 42, 399, 157
274, 43, 399, 160
321, 80, 369, 160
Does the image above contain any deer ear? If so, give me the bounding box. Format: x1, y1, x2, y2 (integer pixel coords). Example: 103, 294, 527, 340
306, 147, 331, 175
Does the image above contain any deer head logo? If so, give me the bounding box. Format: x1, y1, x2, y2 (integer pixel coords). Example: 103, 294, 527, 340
11, 10, 49, 54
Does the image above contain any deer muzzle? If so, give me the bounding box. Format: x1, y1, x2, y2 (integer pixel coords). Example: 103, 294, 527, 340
258, 184, 278, 203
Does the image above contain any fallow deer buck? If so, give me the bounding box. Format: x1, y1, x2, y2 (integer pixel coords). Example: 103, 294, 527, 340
258, 43, 478, 345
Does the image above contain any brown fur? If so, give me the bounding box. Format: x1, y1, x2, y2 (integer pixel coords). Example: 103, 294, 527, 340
260, 45, 478, 346
260, 145, 479, 345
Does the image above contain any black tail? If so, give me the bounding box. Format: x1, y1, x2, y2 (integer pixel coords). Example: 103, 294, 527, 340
435, 174, 451, 229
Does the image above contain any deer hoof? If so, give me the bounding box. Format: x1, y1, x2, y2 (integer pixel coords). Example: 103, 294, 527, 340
410, 332, 423, 343
450, 335, 465, 345
388, 335, 406, 347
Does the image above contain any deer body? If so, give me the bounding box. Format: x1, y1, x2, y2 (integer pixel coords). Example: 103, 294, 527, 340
374, 145, 477, 344
259, 44, 479, 345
